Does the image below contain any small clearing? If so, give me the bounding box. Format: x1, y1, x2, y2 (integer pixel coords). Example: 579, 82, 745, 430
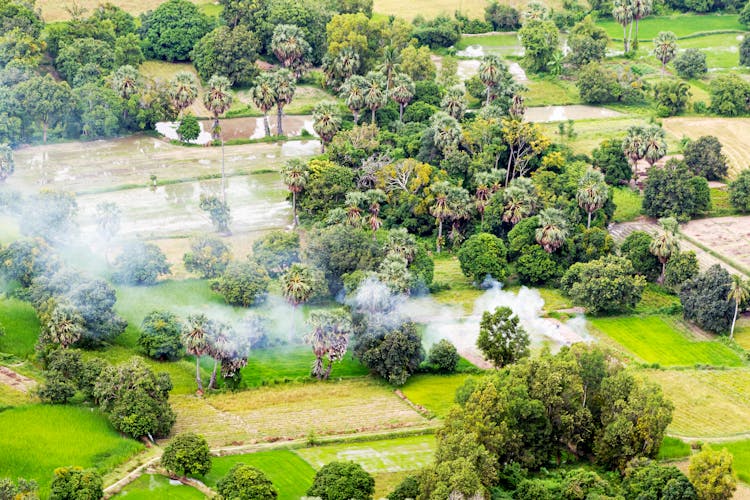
0, 366, 35, 393
525, 105, 623, 123
681, 215, 750, 273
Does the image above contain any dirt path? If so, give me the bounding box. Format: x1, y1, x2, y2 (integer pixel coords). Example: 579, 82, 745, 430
0, 366, 36, 392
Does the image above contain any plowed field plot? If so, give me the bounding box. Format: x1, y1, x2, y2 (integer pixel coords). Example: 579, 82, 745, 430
681, 216, 750, 273
643, 369, 750, 438
663, 117, 750, 177
168, 379, 430, 447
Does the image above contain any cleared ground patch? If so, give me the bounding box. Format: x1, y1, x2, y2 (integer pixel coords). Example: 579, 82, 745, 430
169, 379, 430, 447
400, 373, 471, 417
37, 0, 217, 22
205, 450, 315, 500
589, 315, 743, 367
643, 368, 750, 437
680, 216, 750, 274
113, 474, 204, 499
295, 434, 436, 474
663, 117, 750, 177
0, 405, 143, 497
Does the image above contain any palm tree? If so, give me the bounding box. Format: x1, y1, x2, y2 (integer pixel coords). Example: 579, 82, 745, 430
478, 55, 506, 105
95, 202, 121, 264
653, 31, 677, 74
430, 181, 452, 253
632, 0, 653, 50
0, 143, 14, 183
378, 45, 402, 89
110, 65, 140, 100
612, 0, 634, 54
323, 48, 360, 91
344, 191, 367, 226
643, 126, 667, 168
364, 71, 387, 123
182, 314, 210, 392
474, 169, 504, 228
576, 168, 609, 228
622, 125, 646, 178
340, 74, 367, 124
365, 189, 386, 238
649, 217, 680, 284
502, 177, 538, 225
44, 301, 84, 348
271, 24, 311, 78
281, 263, 316, 338
251, 73, 277, 137
206, 320, 232, 390
431, 112, 462, 154
536, 208, 569, 253
168, 71, 199, 117
281, 159, 309, 228
390, 73, 415, 122
312, 101, 341, 153
385, 228, 417, 263
273, 69, 296, 136
305, 311, 352, 380
728, 275, 750, 340
441, 85, 467, 120
203, 75, 233, 141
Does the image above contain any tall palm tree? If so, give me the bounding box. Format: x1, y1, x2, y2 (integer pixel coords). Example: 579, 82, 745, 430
44, 301, 84, 348
95, 201, 121, 264
340, 74, 367, 124
622, 125, 646, 178
643, 126, 667, 168
378, 45, 402, 89
323, 48, 360, 91
203, 74, 234, 141
612, 0, 634, 54
431, 112, 462, 154
312, 101, 341, 153
271, 24, 311, 78
653, 31, 677, 75
251, 73, 277, 137
502, 177, 538, 225
110, 65, 140, 100
168, 71, 198, 117
182, 314, 210, 392
474, 169, 504, 228
576, 168, 609, 229
390, 73, 415, 122
728, 275, 750, 340
441, 85, 467, 121
206, 320, 232, 390
281, 159, 309, 227
536, 208, 569, 253
478, 55, 506, 106
385, 228, 417, 263
632, 0, 653, 50
364, 71, 387, 123
365, 189, 386, 239
281, 263, 316, 338
430, 181, 452, 253
273, 69, 296, 136
305, 311, 352, 380
649, 218, 680, 284
344, 191, 367, 226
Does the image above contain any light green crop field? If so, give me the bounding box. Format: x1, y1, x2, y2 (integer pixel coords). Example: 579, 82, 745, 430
295, 434, 436, 474
400, 373, 472, 416
0, 383, 30, 408
597, 14, 744, 40
113, 474, 205, 499
524, 79, 582, 106
719, 440, 750, 483
456, 33, 522, 51
657, 436, 691, 460
0, 405, 143, 497
0, 297, 41, 358
612, 187, 644, 223
538, 117, 653, 156
645, 33, 746, 71
589, 315, 743, 367
205, 450, 315, 500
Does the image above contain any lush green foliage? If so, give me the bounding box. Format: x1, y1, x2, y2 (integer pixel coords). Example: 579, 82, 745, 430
680, 264, 735, 334
183, 236, 232, 279
307, 461, 375, 500
561, 255, 646, 313
216, 463, 278, 499
426, 339, 459, 373
113, 241, 171, 285
161, 433, 212, 478
729, 170, 750, 212
138, 310, 184, 360
49, 466, 103, 500
683, 136, 728, 181
674, 48, 707, 79
192, 25, 260, 85
140, 0, 213, 62
457, 233, 508, 284
211, 261, 270, 307
688, 446, 737, 500
643, 159, 710, 220
477, 306, 530, 368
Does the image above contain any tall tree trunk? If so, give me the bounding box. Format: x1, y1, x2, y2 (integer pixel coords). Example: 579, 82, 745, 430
43, 121, 48, 143
587, 211, 592, 229
292, 191, 298, 227
221, 139, 226, 206
324, 360, 333, 380
353, 110, 359, 124
277, 104, 284, 136
485, 86, 491, 106
208, 358, 218, 390
399, 103, 404, 122
731, 301, 739, 340
658, 260, 666, 285
634, 17, 640, 50
622, 25, 628, 53
437, 219, 443, 253
628, 21, 634, 54
263, 113, 271, 136
195, 356, 203, 392
371, 107, 376, 123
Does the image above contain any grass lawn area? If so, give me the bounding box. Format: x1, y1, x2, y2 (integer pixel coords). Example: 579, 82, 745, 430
232, 85, 337, 116
113, 474, 204, 499
672, 34, 746, 70
0, 383, 31, 408
644, 368, 750, 437
0, 405, 143, 497
431, 255, 482, 312
633, 285, 681, 314
538, 117, 650, 156
456, 33, 521, 50
0, 297, 41, 358
400, 373, 472, 417
706, 187, 737, 218
720, 440, 750, 483
597, 14, 743, 40
205, 450, 315, 500
733, 318, 750, 349
295, 434, 436, 474
658, 436, 691, 460
589, 315, 743, 367
523, 78, 582, 106
612, 187, 643, 223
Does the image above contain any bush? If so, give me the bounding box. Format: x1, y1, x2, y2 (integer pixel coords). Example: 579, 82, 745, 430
307, 461, 375, 500
211, 261, 270, 307
729, 170, 750, 212
357, 322, 425, 386
620, 231, 661, 282
161, 433, 211, 478
642, 159, 710, 220
140, 0, 213, 62
183, 236, 231, 279
710, 74, 750, 116
679, 264, 734, 334
578, 63, 620, 104
216, 464, 278, 499
139, 310, 184, 361
412, 16, 461, 48
191, 25, 260, 86
49, 467, 103, 500
673, 48, 707, 79
653, 80, 690, 117
484, 3, 520, 30
457, 232, 508, 284
251, 230, 300, 277
561, 255, 646, 313
683, 136, 728, 180
516, 244, 559, 285
477, 306, 530, 368
427, 339, 459, 373
113, 241, 171, 285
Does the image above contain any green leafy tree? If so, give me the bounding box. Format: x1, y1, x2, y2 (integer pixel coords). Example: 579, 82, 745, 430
653, 80, 690, 117
477, 306, 530, 368
192, 25, 259, 86
139, 310, 184, 361
567, 17, 608, 67
312, 101, 341, 153
729, 170, 750, 212
592, 138, 632, 185
251, 72, 277, 136
140, 0, 213, 62
427, 339, 459, 373
653, 31, 677, 73
664, 250, 699, 292
14, 74, 72, 142
0, 142, 13, 182
55, 37, 115, 85
649, 217, 680, 284
49, 467, 103, 500
741, 35, 750, 67
683, 136, 728, 181
0, 477, 38, 499
271, 24, 311, 78
688, 447, 737, 500
577, 168, 609, 228
358, 321, 424, 385
183, 236, 232, 279
399, 44, 436, 81
624, 459, 697, 499
176, 113, 200, 143
211, 261, 270, 307
114, 33, 145, 67
161, 433, 211, 479
199, 194, 231, 233
307, 461, 375, 500
709, 74, 750, 116
536, 208, 569, 253
113, 241, 171, 285
518, 19, 559, 73
252, 230, 300, 277
216, 464, 278, 499
674, 48, 708, 79
679, 265, 735, 334
485, 3, 520, 30
643, 159, 710, 220
561, 255, 646, 313
457, 232, 508, 283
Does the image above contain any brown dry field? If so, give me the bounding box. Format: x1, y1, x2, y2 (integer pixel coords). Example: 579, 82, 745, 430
168, 379, 431, 447
35, 0, 215, 21
663, 117, 750, 178
681, 215, 750, 274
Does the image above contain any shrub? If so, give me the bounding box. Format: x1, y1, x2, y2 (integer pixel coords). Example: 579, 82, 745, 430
484, 3, 520, 30
183, 236, 232, 279
578, 63, 620, 104
251, 230, 300, 277
516, 244, 559, 285
729, 170, 750, 212
653, 80, 690, 117
561, 255, 646, 313
216, 464, 278, 499
138, 310, 184, 361
161, 433, 211, 478
191, 25, 260, 86
211, 261, 270, 306
457, 232, 508, 284
679, 264, 734, 334
176, 113, 200, 143
113, 241, 171, 285
620, 231, 662, 283
357, 322, 425, 386
710, 74, 750, 116
307, 461, 375, 500
688, 446, 736, 500
742, 36, 750, 67
388, 475, 419, 500
427, 339, 459, 373
49, 467, 103, 500
673, 48, 707, 79
683, 136, 728, 180
642, 159, 710, 220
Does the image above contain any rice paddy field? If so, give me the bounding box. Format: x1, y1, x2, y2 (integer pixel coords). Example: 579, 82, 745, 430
114, 474, 205, 499
0, 298, 41, 359
596, 14, 744, 40
400, 373, 473, 416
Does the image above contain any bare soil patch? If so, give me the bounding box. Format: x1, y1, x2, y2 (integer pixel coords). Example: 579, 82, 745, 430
0, 366, 36, 393
681, 215, 750, 273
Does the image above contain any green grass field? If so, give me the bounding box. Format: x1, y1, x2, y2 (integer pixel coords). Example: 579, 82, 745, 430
589, 315, 743, 367
0, 384, 30, 408
598, 14, 744, 40
0, 405, 143, 497
612, 187, 644, 223
0, 297, 41, 358
657, 436, 692, 460
205, 450, 315, 500
633, 285, 682, 314
295, 434, 436, 474
400, 373, 471, 417
113, 474, 204, 499
720, 440, 750, 483
705, 187, 737, 218
524, 79, 582, 106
